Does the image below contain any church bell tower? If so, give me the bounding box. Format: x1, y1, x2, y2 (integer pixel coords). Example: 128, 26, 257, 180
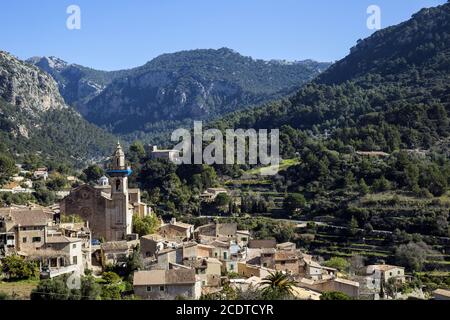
106, 142, 133, 240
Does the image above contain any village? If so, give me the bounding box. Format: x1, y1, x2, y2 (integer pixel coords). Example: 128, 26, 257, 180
1, 142, 448, 301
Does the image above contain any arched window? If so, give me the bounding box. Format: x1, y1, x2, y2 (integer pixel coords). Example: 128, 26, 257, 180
117, 158, 120, 167
116, 179, 121, 191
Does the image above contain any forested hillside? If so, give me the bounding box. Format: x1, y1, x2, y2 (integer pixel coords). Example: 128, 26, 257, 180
205, 2, 450, 237
0, 52, 117, 166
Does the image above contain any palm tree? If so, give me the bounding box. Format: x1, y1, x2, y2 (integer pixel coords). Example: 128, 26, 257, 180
260, 271, 296, 299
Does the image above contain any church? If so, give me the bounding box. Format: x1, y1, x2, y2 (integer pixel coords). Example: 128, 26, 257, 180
60, 142, 152, 241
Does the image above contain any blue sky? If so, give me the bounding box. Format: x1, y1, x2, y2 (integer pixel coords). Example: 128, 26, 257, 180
0, 0, 446, 70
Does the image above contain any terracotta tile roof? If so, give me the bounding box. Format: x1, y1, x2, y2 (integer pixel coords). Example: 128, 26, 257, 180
46, 236, 82, 244
133, 269, 196, 286
277, 242, 296, 248
0, 208, 52, 226
367, 264, 404, 272
248, 239, 277, 249
141, 234, 164, 241
210, 240, 230, 248
275, 251, 298, 261
333, 278, 360, 287
101, 241, 128, 251
434, 289, 450, 298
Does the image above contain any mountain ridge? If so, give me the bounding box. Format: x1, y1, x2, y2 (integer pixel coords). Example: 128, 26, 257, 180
0, 51, 117, 166
213, 2, 450, 154
28, 48, 330, 137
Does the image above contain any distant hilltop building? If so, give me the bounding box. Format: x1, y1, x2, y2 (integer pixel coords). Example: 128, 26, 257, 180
60, 142, 152, 241
150, 145, 179, 162
33, 167, 49, 180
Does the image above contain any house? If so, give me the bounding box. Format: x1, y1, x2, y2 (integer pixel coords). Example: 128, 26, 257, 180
100, 241, 130, 268
433, 289, 450, 300
210, 240, 238, 273
194, 222, 251, 247
274, 251, 300, 275
128, 188, 153, 218
236, 230, 251, 247
33, 168, 49, 180
0, 207, 53, 255
158, 218, 194, 241
298, 277, 360, 299
366, 264, 406, 286
301, 254, 337, 280
140, 234, 167, 258
149, 146, 180, 163
184, 257, 222, 288
200, 188, 228, 202
57, 222, 92, 270
0, 207, 93, 278
133, 269, 202, 300
182, 242, 214, 261
34, 235, 84, 278
259, 248, 276, 269
156, 248, 182, 270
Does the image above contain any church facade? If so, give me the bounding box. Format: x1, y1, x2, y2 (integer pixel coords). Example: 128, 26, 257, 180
60, 143, 151, 241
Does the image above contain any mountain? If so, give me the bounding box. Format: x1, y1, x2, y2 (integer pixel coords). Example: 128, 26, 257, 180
0, 51, 117, 166
29, 48, 330, 137
26, 56, 133, 113
216, 2, 450, 154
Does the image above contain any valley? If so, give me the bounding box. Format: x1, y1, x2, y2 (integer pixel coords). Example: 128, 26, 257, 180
1, 1, 450, 302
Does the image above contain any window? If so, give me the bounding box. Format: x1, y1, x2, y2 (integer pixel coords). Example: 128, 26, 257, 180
230, 264, 234, 271
32, 237, 41, 243
159, 286, 165, 292
281, 261, 286, 266
146, 286, 152, 292
214, 252, 218, 258
116, 179, 121, 191
263, 263, 268, 267
73, 256, 78, 264
22, 237, 27, 243
223, 252, 228, 260
389, 272, 392, 276
398, 271, 401, 275
72, 244, 77, 249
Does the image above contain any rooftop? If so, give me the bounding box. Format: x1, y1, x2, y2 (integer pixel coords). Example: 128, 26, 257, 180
101, 241, 129, 251
0, 208, 53, 227
46, 236, 83, 244
434, 289, 450, 298
367, 264, 404, 272
133, 269, 196, 286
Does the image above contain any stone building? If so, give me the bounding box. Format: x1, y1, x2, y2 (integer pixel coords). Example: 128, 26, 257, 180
133, 269, 202, 300
0, 207, 53, 255
60, 143, 151, 241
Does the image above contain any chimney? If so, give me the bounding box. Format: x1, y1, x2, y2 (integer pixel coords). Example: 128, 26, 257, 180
152, 145, 158, 152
